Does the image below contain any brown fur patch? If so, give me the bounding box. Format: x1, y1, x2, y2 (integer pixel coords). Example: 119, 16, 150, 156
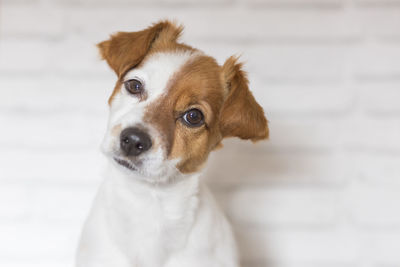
97, 20, 194, 104
144, 55, 225, 174
98, 21, 183, 76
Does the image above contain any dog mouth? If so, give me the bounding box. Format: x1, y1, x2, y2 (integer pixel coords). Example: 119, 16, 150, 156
113, 157, 136, 171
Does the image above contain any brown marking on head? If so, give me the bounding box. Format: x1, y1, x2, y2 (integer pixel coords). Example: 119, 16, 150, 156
144, 55, 225, 173
97, 20, 195, 104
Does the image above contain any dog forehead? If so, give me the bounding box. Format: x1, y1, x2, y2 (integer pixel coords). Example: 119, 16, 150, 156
108, 51, 197, 129
124, 51, 197, 102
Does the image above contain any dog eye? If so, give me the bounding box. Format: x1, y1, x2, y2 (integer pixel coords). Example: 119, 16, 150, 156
124, 79, 143, 95
182, 109, 204, 127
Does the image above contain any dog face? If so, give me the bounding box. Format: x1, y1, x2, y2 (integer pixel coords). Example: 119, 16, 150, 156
99, 21, 269, 183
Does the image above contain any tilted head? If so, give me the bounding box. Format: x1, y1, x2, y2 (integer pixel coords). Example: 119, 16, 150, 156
99, 20, 269, 183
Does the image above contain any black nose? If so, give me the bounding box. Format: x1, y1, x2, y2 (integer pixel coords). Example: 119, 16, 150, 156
120, 127, 152, 156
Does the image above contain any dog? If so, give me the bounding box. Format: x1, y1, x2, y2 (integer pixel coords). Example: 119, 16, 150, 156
76, 20, 268, 267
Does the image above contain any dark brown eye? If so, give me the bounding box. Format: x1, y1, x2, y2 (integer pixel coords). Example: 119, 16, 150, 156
182, 109, 204, 127
124, 79, 143, 94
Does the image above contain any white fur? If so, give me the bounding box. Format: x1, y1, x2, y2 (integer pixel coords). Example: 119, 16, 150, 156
76, 51, 239, 267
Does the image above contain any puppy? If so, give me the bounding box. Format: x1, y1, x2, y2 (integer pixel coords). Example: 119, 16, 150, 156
76, 20, 268, 267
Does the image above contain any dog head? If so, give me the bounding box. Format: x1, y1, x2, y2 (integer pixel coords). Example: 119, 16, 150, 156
99, 20, 268, 183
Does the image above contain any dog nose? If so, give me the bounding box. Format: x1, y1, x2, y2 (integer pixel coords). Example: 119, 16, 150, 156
120, 127, 152, 156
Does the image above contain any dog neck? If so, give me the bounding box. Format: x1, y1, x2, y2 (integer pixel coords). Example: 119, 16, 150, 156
97, 162, 203, 260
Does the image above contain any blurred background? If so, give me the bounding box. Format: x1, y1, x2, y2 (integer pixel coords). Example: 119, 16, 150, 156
1, 0, 400, 266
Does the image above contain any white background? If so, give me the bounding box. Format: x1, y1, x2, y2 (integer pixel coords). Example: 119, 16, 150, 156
1, 0, 400, 266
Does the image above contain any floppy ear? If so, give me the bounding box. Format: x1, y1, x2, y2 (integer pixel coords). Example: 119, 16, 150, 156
219, 56, 269, 141
97, 21, 183, 76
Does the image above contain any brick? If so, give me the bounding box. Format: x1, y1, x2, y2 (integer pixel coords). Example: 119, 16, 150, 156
0, 5, 64, 38
0, 78, 113, 151
244, 263, 354, 267
204, 139, 352, 186
346, 182, 400, 227
356, 0, 400, 6
161, 0, 232, 4
254, 84, 354, 116
1, 0, 39, 4
360, 83, 400, 116
242, 262, 354, 267
219, 186, 338, 226
360, 232, 400, 265
0, 148, 105, 183
374, 264, 399, 267
0, 41, 49, 72
0, 259, 71, 267
48, 38, 113, 75
0, 221, 78, 260
197, 42, 353, 85
248, 44, 352, 84
42, 0, 159, 4
0, 262, 70, 267
356, 8, 400, 39
0, 111, 104, 149
258, 118, 344, 151
29, 183, 96, 222
66, 7, 359, 42
0, 181, 94, 223
0, 183, 30, 220
50, 0, 231, 5
0, 77, 111, 113
0, 38, 113, 76
236, 228, 358, 263
355, 154, 400, 185
353, 43, 400, 81
245, 0, 344, 8
343, 118, 400, 153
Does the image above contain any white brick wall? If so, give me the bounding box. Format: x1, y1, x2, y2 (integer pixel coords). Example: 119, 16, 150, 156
0, 0, 399, 267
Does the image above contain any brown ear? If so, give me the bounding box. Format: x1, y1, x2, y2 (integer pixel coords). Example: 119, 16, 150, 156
97, 20, 183, 76
219, 56, 269, 141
